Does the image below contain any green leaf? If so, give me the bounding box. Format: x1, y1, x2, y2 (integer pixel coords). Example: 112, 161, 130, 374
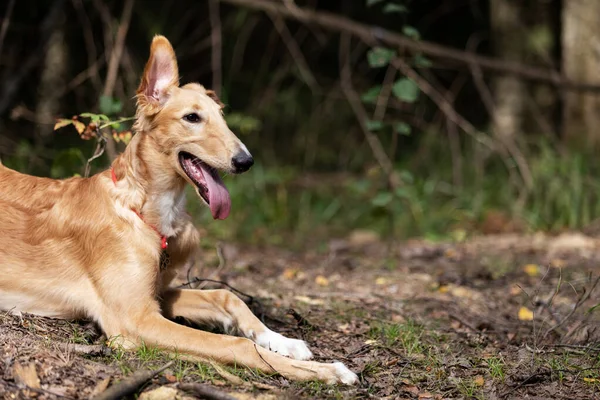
372, 191, 393, 207
53, 119, 73, 131
402, 25, 420, 39
367, 47, 396, 68
413, 54, 432, 68
366, 0, 385, 6
361, 85, 382, 104
383, 4, 408, 13
365, 120, 384, 131
99, 95, 123, 115
394, 122, 412, 135
80, 112, 110, 123
392, 78, 419, 103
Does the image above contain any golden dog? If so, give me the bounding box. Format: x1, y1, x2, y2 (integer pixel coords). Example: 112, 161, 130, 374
0, 36, 357, 385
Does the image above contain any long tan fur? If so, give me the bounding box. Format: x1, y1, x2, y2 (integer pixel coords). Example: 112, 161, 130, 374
0, 36, 357, 385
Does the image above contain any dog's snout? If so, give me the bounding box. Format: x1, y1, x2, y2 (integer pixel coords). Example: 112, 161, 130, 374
232, 152, 254, 173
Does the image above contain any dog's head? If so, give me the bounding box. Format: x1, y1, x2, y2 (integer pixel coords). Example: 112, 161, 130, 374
135, 35, 253, 220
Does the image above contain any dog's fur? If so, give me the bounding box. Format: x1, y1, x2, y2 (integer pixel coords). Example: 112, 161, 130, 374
0, 36, 357, 384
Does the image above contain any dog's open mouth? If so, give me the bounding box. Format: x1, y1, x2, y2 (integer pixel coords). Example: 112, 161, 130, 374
178, 152, 231, 220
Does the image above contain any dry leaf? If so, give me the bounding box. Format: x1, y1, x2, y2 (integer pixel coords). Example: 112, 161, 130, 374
418, 392, 434, 399
54, 118, 73, 131
518, 306, 534, 321
375, 277, 388, 285
293, 295, 324, 306
438, 284, 450, 293
315, 275, 330, 286
365, 339, 379, 345
139, 387, 184, 400
209, 362, 247, 386
12, 362, 40, 389
583, 377, 599, 383
474, 375, 485, 386
282, 268, 299, 280
523, 264, 539, 277
550, 258, 567, 268
90, 377, 110, 397
510, 285, 521, 296
72, 120, 86, 134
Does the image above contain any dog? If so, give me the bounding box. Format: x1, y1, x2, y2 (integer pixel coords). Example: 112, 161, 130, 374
0, 36, 357, 385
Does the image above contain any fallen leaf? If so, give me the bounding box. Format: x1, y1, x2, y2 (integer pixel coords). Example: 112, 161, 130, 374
375, 277, 388, 285
364, 339, 379, 345
474, 375, 485, 386
12, 362, 40, 389
293, 295, 324, 306
315, 275, 330, 286
518, 306, 534, 321
418, 392, 434, 399
209, 362, 247, 386
523, 264, 539, 277
139, 387, 184, 400
550, 258, 567, 268
438, 284, 450, 293
583, 377, 599, 383
348, 229, 379, 246
164, 373, 178, 383
282, 268, 299, 280
510, 285, 521, 296
90, 377, 110, 397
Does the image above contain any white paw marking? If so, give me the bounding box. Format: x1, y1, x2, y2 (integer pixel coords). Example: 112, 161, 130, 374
333, 362, 359, 385
254, 329, 313, 360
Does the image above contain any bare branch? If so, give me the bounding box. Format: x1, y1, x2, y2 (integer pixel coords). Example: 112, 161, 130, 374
221, 0, 600, 92
0, 0, 15, 61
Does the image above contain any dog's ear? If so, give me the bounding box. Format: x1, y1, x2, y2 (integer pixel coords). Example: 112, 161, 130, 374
137, 35, 179, 108
205, 90, 225, 109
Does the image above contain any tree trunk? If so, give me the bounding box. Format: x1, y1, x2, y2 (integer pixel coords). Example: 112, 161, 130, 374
562, 0, 600, 147
490, 0, 526, 141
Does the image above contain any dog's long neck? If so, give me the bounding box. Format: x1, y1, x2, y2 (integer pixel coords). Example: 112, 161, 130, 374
111, 132, 187, 237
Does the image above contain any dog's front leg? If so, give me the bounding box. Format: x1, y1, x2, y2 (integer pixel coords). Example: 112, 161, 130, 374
161, 288, 313, 360
106, 307, 357, 384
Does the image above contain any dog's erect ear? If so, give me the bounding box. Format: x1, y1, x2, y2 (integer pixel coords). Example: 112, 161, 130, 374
137, 35, 179, 107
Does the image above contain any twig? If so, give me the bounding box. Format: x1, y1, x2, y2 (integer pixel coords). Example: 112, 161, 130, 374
101, 0, 135, 162
268, 13, 319, 92
209, 0, 222, 94
72, 0, 101, 90
178, 383, 237, 400
6, 381, 75, 400
197, 242, 227, 290
542, 276, 600, 340
92, 361, 173, 400
287, 308, 314, 329
220, 0, 600, 92
339, 34, 398, 191
177, 277, 254, 304
0, 0, 15, 61
58, 343, 112, 357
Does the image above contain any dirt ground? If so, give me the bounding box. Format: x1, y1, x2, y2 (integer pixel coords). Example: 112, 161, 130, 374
1, 232, 599, 399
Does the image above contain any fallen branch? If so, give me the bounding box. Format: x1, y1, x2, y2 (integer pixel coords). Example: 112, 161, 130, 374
58, 343, 112, 357
178, 383, 238, 400
221, 0, 600, 92
92, 361, 173, 400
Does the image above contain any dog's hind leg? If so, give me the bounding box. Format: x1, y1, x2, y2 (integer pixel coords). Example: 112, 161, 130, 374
161, 289, 313, 361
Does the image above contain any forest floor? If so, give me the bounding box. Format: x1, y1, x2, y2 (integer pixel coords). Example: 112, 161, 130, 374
1, 232, 599, 399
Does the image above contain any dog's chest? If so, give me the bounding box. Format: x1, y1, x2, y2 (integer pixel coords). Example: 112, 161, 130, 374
155, 191, 187, 237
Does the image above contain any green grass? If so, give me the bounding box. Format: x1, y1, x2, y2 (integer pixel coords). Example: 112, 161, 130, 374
486, 356, 506, 381
368, 319, 425, 356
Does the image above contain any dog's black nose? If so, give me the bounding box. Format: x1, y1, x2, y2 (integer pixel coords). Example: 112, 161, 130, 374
232, 152, 254, 173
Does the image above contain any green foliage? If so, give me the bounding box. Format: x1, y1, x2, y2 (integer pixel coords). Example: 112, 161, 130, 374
367, 47, 396, 68
392, 78, 419, 103
99, 95, 123, 116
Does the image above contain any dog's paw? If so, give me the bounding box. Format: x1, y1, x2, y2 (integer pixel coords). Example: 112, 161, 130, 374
332, 362, 359, 385
254, 329, 313, 360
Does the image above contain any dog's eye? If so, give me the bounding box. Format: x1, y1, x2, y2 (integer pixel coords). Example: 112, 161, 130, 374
183, 113, 202, 123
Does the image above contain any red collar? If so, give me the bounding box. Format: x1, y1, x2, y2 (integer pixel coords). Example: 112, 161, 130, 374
111, 168, 168, 250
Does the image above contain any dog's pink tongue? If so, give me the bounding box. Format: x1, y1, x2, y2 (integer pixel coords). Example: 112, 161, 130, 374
199, 164, 231, 220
